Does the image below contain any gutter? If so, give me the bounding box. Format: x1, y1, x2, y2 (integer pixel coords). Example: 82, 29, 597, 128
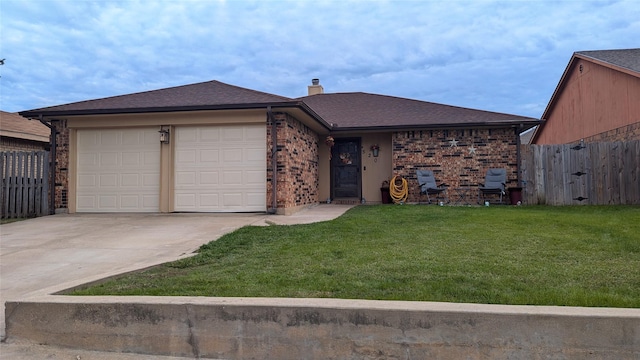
327, 120, 541, 133
18, 101, 302, 119
36, 115, 56, 215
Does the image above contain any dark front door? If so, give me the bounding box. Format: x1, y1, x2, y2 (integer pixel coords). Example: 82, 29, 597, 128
331, 138, 361, 199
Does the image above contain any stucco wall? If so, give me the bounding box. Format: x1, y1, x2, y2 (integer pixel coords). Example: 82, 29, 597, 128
393, 128, 519, 203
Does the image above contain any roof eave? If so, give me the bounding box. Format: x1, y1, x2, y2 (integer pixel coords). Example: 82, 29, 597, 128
19, 101, 299, 119
330, 120, 540, 133
575, 52, 640, 78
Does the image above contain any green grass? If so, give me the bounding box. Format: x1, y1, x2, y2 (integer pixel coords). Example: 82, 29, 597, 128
70, 205, 640, 308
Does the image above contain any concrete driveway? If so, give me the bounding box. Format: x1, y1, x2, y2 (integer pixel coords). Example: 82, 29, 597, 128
0, 205, 354, 343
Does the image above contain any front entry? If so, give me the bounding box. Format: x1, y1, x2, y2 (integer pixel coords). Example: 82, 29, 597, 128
331, 138, 361, 199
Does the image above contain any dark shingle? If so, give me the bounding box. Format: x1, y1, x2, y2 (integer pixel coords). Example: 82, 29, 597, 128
576, 48, 640, 74
300, 92, 537, 129
21, 80, 539, 130
22, 80, 292, 115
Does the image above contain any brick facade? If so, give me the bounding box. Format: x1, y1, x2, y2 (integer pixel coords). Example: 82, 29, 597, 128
582, 121, 640, 143
392, 127, 519, 203
267, 113, 319, 212
52, 120, 69, 211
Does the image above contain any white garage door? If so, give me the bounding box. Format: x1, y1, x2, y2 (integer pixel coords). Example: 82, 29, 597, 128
174, 125, 266, 212
76, 128, 160, 212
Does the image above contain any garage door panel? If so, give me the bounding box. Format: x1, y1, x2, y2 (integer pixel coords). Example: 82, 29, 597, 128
174, 125, 266, 212
99, 195, 117, 209
200, 172, 218, 185
222, 127, 243, 140
222, 149, 242, 163
200, 128, 220, 141
100, 153, 118, 166
122, 153, 141, 166
222, 171, 242, 185
200, 150, 219, 162
143, 195, 159, 208
99, 174, 117, 187
246, 170, 266, 184
176, 172, 196, 186
76, 196, 95, 209
79, 153, 98, 166
222, 193, 242, 206
121, 174, 140, 187
78, 174, 96, 187
121, 195, 140, 208
143, 174, 160, 186
177, 127, 197, 142
77, 128, 160, 212
247, 148, 265, 162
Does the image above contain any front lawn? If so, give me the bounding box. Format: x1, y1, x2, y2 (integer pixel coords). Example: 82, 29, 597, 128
70, 205, 640, 308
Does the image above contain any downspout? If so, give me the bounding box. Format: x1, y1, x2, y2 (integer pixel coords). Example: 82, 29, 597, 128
38, 115, 57, 215
268, 106, 278, 214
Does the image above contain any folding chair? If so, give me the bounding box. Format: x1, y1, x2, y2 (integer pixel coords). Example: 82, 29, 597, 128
478, 168, 507, 204
417, 170, 448, 204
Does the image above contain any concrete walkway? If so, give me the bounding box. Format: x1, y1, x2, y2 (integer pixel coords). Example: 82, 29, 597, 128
0, 204, 354, 359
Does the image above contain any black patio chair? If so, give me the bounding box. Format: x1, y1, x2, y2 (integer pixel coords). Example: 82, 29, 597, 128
478, 168, 507, 204
417, 170, 448, 204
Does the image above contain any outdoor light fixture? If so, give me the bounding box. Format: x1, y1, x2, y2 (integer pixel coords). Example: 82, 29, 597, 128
159, 128, 170, 144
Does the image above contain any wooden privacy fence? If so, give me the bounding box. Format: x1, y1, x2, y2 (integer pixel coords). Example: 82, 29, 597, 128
520, 141, 640, 205
1, 151, 50, 219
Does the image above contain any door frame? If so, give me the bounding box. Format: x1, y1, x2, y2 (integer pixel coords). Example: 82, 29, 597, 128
330, 137, 362, 200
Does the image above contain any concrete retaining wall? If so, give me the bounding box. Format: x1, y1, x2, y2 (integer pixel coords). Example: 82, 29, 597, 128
5, 297, 640, 359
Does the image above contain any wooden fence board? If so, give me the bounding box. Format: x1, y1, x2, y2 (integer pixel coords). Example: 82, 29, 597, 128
520, 140, 639, 205
1, 151, 50, 219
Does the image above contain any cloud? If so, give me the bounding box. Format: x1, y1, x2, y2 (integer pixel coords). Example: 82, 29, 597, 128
1, 0, 638, 118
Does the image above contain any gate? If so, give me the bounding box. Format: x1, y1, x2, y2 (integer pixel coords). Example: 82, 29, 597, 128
520, 141, 640, 205
1, 151, 50, 219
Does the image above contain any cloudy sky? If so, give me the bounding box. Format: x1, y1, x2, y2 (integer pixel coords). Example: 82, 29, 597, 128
1, 0, 638, 118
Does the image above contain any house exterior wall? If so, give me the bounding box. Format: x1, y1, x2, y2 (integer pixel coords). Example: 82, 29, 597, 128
581, 121, 640, 143
52, 119, 70, 211
267, 112, 320, 214
319, 133, 393, 204
535, 58, 640, 144
392, 128, 519, 203
0, 137, 49, 152
360, 133, 393, 204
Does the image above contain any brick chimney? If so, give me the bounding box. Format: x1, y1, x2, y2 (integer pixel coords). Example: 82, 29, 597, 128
308, 78, 324, 95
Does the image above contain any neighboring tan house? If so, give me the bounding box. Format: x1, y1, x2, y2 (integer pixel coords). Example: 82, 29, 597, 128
531, 48, 640, 144
20, 80, 538, 214
0, 111, 50, 151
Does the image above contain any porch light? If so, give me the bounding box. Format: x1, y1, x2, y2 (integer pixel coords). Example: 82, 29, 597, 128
159, 128, 170, 144
370, 144, 380, 157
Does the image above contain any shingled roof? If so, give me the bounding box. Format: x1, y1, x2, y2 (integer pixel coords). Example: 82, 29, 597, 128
576, 48, 640, 75
299, 92, 536, 130
20, 80, 539, 130
20, 80, 292, 117
0, 111, 50, 142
